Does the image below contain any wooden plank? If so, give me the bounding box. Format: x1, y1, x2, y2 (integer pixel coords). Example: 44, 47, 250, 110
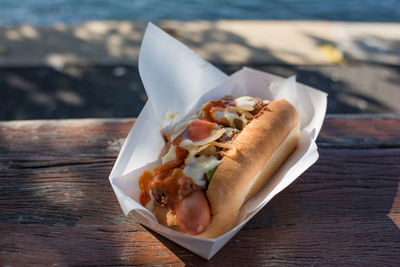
319, 115, 400, 148
0, 117, 399, 265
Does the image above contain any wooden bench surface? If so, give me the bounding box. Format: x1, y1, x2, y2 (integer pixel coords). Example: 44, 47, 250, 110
1, 115, 399, 265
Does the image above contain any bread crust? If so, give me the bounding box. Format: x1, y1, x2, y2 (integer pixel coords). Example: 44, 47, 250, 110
198, 99, 300, 238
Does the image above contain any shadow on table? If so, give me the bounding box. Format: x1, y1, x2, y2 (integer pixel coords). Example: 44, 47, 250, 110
141, 226, 208, 265
1, 63, 397, 121
0, 120, 137, 266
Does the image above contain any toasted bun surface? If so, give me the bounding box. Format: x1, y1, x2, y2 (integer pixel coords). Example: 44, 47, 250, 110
198, 99, 300, 238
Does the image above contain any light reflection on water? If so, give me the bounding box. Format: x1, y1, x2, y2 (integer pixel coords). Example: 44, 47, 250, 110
0, 0, 399, 26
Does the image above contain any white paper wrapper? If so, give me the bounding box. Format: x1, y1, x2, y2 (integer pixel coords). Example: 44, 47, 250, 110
109, 23, 327, 260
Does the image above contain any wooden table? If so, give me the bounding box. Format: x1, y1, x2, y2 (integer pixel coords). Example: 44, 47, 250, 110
1, 115, 399, 266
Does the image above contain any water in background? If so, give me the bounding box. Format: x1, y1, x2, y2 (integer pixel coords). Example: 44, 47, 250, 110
1, 0, 399, 26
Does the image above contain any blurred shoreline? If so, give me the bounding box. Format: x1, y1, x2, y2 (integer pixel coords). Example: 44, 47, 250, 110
2, 0, 399, 26
0, 20, 399, 120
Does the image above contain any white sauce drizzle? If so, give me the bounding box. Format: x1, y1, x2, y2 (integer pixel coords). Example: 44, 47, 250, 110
183, 155, 220, 186
161, 145, 176, 164
235, 96, 257, 111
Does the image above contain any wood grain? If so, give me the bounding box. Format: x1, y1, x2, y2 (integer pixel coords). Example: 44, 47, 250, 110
0, 116, 399, 266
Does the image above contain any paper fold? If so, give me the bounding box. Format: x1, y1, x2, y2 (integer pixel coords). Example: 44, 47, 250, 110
138, 23, 227, 127
109, 23, 327, 260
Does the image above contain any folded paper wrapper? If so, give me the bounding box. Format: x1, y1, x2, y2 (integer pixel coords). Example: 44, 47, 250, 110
109, 23, 328, 260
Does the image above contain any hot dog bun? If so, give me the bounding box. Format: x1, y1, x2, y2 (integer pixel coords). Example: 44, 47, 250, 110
198, 99, 300, 238
145, 98, 300, 238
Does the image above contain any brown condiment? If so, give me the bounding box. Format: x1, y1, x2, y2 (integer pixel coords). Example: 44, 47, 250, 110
172, 119, 217, 146
202, 99, 235, 123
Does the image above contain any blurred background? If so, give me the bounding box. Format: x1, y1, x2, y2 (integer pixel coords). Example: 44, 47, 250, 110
1, 0, 399, 120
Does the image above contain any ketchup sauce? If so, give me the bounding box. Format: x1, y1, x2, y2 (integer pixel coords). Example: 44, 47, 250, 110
138, 170, 153, 207
139, 165, 198, 212
150, 168, 194, 211
140, 119, 218, 208
139, 159, 182, 207
202, 99, 235, 122
172, 119, 217, 146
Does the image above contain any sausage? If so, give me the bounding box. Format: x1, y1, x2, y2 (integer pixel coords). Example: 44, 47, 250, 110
176, 190, 210, 235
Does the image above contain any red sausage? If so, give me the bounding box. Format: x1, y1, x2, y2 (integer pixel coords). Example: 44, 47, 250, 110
176, 190, 210, 235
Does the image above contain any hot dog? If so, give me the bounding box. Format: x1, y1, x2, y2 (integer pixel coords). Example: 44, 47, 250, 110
138, 96, 300, 238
